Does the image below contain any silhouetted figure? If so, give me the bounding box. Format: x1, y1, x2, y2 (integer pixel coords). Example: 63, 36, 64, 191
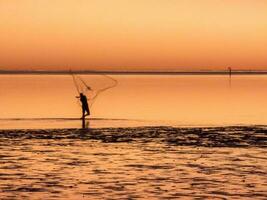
228, 67, 232, 88
228, 67, 232, 77
77, 93, 90, 119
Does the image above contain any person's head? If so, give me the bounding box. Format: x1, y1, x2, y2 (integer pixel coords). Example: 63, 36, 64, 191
80, 93, 83, 97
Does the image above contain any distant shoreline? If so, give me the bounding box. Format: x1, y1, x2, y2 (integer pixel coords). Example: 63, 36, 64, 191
1, 70, 267, 75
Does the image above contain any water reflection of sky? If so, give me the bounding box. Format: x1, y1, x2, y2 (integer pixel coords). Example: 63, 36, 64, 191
1, 75, 267, 128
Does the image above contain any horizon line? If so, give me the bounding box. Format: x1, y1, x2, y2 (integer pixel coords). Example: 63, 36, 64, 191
2, 69, 267, 75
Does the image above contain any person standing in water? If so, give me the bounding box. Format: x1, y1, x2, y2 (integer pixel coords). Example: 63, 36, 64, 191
77, 93, 90, 118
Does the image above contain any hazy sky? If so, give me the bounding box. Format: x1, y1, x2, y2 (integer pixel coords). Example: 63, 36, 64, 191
1, 0, 267, 71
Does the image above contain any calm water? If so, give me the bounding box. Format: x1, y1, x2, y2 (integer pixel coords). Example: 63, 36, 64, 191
0, 74, 267, 199
1, 74, 267, 128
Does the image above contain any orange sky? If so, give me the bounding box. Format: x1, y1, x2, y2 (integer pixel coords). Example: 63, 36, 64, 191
0, 0, 267, 71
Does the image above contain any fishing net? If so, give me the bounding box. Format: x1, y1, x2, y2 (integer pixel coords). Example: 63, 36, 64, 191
71, 73, 118, 108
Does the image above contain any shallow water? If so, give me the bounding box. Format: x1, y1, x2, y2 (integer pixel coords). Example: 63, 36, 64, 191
0, 127, 266, 199
2, 74, 267, 128
1, 75, 267, 199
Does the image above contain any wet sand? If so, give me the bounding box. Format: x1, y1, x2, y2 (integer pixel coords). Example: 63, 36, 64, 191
0, 126, 266, 199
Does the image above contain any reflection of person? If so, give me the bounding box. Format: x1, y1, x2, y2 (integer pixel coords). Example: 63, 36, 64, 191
77, 93, 90, 118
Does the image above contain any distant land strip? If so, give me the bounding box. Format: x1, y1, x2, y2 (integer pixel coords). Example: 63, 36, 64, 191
1, 70, 267, 75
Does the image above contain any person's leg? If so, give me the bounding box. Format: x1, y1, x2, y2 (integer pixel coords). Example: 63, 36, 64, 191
82, 107, 85, 118
86, 108, 90, 116
81, 109, 86, 128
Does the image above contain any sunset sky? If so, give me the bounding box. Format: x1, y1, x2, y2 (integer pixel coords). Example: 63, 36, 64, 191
1, 0, 267, 71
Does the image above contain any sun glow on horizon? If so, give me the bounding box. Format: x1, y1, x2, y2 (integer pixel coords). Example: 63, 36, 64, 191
1, 0, 267, 71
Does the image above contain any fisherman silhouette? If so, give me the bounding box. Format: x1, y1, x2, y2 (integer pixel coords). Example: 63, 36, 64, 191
77, 93, 90, 118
